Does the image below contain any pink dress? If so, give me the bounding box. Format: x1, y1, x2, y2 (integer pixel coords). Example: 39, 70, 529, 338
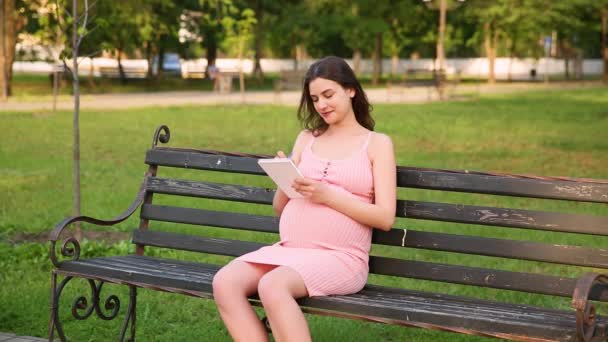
235, 131, 375, 297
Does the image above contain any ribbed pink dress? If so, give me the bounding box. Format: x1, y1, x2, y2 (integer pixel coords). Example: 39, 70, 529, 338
236, 131, 375, 297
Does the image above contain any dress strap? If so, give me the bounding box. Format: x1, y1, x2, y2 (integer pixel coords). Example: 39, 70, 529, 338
305, 132, 316, 152
361, 131, 374, 151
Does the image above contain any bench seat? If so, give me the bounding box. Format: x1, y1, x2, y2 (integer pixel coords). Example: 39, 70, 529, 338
58, 254, 592, 341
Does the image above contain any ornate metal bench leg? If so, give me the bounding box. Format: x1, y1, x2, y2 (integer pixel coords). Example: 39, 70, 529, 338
49, 274, 74, 341
119, 286, 137, 342
48, 275, 137, 341
49, 271, 58, 342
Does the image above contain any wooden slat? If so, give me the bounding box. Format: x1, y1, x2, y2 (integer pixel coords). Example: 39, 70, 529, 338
368, 256, 608, 301
398, 200, 608, 235
132, 229, 264, 256
130, 230, 608, 301
146, 177, 274, 204
140, 204, 279, 233
141, 202, 608, 264
372, 229, 608, 269
146, 177, 608, 235
398, 167, 608, 203
146, 149, 264, 175
146, 148, 608, 203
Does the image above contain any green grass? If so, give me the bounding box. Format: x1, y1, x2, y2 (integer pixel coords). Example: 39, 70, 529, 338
1, 87, 608, 340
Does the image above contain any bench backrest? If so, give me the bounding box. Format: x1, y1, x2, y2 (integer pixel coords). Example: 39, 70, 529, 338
136, 131, 608, 303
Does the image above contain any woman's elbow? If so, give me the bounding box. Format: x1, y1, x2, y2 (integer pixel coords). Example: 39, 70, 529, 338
378, 216, 395, 231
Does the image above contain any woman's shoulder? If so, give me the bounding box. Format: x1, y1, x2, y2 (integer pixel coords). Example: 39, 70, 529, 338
368, 131, 394, 160
294, 129, 314, 147
291, 130, 314, 162
369, 131, 393, 148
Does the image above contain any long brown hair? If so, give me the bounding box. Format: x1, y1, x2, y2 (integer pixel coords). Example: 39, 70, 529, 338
297, 56, 374, 135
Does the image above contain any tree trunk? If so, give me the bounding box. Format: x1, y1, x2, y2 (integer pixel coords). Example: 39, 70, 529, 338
602, 6, 607, 83
145, 41, 155, 79
391, 54, 399, 79
238, 36, 245, 102
252, 0, 264, 81
294, 44, 306, 71
436, 0, 446, 73
560, 37, 569, 80
117, 49, 127, 84
205, 30, 218, 74
372, 32, 382, 86
155, 45, 165, 81
1, 0, 17, 99
87, 57, 95, 89
72, 0, 82, 242
352, 49, 362, 75
484, 22, 496, 84
0, 0, 6, 101
506, 35, 515, 82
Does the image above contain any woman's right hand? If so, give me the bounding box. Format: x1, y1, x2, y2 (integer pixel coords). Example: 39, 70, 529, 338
275, 151, 287, 159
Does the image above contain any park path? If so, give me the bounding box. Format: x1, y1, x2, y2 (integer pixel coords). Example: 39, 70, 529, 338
0, 332, 47, 342
1, 81, 601, 112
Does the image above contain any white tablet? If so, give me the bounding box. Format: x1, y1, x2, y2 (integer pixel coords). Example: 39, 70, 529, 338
258, 158, 304, 199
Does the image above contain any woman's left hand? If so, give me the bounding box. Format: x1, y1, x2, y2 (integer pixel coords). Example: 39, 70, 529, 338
292, 177, 333, 204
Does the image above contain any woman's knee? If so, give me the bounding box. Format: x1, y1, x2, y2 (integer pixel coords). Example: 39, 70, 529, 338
257, 274, 286, 306
213, 263, 247, 296
212, 267, 237, 300
258, 268, 306, 306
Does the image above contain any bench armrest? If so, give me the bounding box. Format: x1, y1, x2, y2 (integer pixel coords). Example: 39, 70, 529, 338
48, 173, 151, 267
572, 272, 608, 341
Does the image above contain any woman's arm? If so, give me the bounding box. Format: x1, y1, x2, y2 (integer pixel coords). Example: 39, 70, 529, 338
272, 130, 312, 216
293, 133, 396, 231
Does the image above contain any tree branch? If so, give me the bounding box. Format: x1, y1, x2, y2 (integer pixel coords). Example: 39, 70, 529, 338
75, 0, 90, 48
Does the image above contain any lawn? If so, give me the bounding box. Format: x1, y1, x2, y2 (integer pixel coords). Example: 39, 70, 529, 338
1, 87, 607, 341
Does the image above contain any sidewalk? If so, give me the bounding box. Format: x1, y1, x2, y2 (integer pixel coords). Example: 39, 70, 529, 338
1, 81, 602, 112
0, 332, 46, 342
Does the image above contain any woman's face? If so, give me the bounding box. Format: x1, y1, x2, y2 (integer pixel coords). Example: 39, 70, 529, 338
308, 77, 355, 125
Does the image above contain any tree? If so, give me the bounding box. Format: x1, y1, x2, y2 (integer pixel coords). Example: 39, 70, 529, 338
383, 1, 432, 78
198, 0, 236, 73
54, 0, 94, 241
221, 6, 256, 99
601, 2, 608, 82
1, 0, 21, 99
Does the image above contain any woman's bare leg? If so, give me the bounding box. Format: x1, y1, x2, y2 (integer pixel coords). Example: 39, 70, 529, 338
212, 261, 276, 342
257, 266, 311, 342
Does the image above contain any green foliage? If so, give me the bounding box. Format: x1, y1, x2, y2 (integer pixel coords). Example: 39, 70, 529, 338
220, 7, 257, 58
15, 0, 608, 64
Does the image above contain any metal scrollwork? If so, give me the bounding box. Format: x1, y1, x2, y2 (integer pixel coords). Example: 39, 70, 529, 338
50, 237, 81, 267
51, 276, 135, 342
71, 279, 95, 320
152, 125, 170, 148
572, 273, 608, 342
95, 281, 121, 320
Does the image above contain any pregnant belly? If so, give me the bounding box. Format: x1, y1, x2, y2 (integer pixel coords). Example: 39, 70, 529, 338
278, 198, 370, 253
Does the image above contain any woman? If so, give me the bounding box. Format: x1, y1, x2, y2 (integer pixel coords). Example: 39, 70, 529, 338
212, 56, 396, 342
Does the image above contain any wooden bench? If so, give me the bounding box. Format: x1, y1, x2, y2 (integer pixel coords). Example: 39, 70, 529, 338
274, 70, 304, 93
99, 66, 147, 79
49, 125, 608, 341
387, 68, 461, 101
